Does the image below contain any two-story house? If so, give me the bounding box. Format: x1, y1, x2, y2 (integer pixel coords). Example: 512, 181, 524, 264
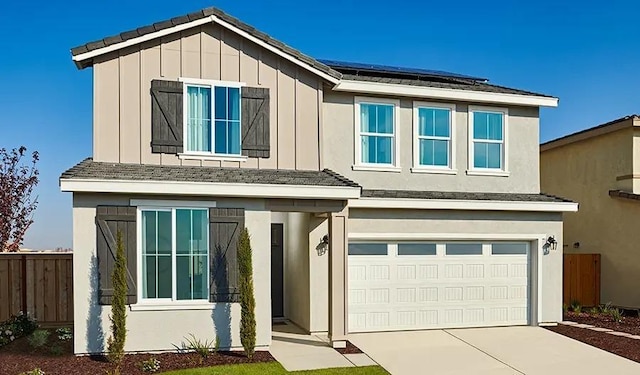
541, 115, 640, 308
60, 7, 577, 354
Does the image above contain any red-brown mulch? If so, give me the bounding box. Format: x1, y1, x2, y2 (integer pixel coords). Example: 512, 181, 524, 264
565, 311, 640, 336
334, 341, 363, 355
546, 324, 640, 363
0, 335, 274, 375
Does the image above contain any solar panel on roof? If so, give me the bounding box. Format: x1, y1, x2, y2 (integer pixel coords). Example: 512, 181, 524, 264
318, 59, 487, 82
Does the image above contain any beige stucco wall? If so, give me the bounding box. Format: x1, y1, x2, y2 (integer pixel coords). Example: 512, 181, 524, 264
541, 127, 640, 307
72, 193, 272, 354
322, 91, 540, 193
347, 208, 564, 324
93, 23, 322, 170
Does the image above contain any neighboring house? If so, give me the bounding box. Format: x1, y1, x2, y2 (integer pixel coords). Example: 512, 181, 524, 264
541, 115, 640, 308
60, 6, 577, 354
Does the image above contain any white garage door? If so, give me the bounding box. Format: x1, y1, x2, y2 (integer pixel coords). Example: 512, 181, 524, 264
348, 242, 530, 333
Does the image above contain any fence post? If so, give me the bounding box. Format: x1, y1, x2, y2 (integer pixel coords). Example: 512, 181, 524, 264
21, 254, 27, 314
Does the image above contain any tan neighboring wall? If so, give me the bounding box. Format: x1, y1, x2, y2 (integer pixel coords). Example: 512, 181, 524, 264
541, 122, 640, 307
322, 91, 541, 193
93, 23, 322, 170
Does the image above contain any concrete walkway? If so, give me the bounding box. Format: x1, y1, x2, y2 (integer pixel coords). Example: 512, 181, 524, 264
270, 323, 377, 371
350, 326, 640, 375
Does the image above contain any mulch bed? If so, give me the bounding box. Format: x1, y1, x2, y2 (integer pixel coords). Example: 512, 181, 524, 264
0, 335, 274, 375
565, 311, 640, 336
334, 341, 363, 355
546, 324, 640, 363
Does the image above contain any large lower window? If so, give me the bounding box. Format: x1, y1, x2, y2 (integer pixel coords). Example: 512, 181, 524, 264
357, 100, 396, 165
471, 108, 506, 170
416, 106, 452, 168
141, 208, 209, 302
184, 80, 241, 156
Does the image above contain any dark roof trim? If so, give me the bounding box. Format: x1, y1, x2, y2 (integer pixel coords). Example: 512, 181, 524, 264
609, 189, 640, 201
361, 189, 574, 203
541, 115, 639, 151
70, 7, 342, 81
60, 158, 360, 188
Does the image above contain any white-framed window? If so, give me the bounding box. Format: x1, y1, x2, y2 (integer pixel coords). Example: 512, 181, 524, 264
412, 102, 456, 173
468, 106, 509, 175
138, 207, 209, 303
181, 78, 244, 158
353, 97, 401, 172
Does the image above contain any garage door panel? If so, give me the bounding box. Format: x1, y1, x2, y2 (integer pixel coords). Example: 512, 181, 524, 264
348, 241, 530, 333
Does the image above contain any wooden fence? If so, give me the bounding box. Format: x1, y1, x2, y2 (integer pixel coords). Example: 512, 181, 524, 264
0, 253, 73, 327
563, 253, 601, 307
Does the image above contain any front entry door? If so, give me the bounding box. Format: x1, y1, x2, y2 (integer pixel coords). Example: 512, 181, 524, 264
271, 224, 284, 318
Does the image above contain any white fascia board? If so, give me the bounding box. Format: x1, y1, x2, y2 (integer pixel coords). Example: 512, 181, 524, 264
334, 80, 558, 108
348, 197, 578, 212
72, 17, 214, 62
60, 178, 360, 200
73, 16, 340, 85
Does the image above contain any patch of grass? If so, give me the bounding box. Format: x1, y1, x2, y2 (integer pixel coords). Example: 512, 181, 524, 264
161, 362, 389, 375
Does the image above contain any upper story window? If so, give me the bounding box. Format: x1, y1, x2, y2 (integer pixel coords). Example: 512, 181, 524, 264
468, 106, 509, 175
354, 97, 400, 172
413, 102, 456, 173
183, 79, 243, 156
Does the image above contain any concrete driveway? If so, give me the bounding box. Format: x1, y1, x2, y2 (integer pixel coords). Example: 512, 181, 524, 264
349, 326, 640, 375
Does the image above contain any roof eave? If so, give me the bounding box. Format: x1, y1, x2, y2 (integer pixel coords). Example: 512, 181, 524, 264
333, 79, 558, 107
348, 197, 578, 212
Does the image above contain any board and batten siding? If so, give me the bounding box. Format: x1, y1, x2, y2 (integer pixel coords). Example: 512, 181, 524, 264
93, 23, 322, 170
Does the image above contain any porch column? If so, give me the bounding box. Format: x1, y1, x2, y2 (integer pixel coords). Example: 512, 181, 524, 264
328, 207, 348, 348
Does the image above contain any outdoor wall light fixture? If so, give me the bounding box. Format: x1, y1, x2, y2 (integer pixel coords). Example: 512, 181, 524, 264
315, 235, 330, 256
545, 236, 558, 251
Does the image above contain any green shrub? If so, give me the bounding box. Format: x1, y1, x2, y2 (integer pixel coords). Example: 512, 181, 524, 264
214, 335, 220, 353
140, 357, 161, 373
570, 300, 582, 313
49, 343, 64, 356
588, 307, 600, 315
19, 368, 45, 375
180, 334, 215, 364
107, 231, 128, 366
55, 327, 72, 341
238, 228, 256, 359
28, 329, 50, 348
610, 308, 623, 323
0, 311, 38, 347
562, 303, 569, 314
600, 302, 613, 314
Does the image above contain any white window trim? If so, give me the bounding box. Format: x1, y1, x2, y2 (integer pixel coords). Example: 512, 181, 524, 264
135, 206, 211, 308
353, 97, 401, 172
412, 101, 457, 174
467, 105, 509, 176
180, 78, 246, 158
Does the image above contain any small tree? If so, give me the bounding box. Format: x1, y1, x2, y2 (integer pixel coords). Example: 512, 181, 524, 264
107, 231, 127, 366
238, 228, 256, 359
0, 147, 39, 252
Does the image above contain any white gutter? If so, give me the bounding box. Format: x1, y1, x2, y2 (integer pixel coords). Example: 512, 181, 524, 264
333, 80, 558, 108
348, 197, 578, 212
60, 178, 360, 200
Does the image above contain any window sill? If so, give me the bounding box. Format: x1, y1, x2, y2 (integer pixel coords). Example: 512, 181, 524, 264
466, 170, 510, 177
352, 165, 402, 173
411, 167, 458, 175
178, 153, 248, 162
130, 302, 216, 311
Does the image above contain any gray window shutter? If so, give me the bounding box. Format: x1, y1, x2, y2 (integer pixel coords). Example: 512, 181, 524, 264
96, 206, 137, 305
241, 87, 270, 158
209, 208, 244, 303
151, 80, 183, 154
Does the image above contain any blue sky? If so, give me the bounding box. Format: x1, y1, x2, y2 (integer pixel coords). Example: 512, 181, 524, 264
2, 0, 639, 249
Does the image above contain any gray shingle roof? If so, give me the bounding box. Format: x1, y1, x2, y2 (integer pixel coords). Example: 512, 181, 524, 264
60, 158, 360, 188
70, 7, 342, 80
361, 189, 573, 203
341, 74, 553, 98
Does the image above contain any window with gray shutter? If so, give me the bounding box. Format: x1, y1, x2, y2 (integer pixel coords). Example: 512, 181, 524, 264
209, 208, 244, 303
95, 206, 138, 305
151, 80, 183, 154
241, 87, 270, 158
